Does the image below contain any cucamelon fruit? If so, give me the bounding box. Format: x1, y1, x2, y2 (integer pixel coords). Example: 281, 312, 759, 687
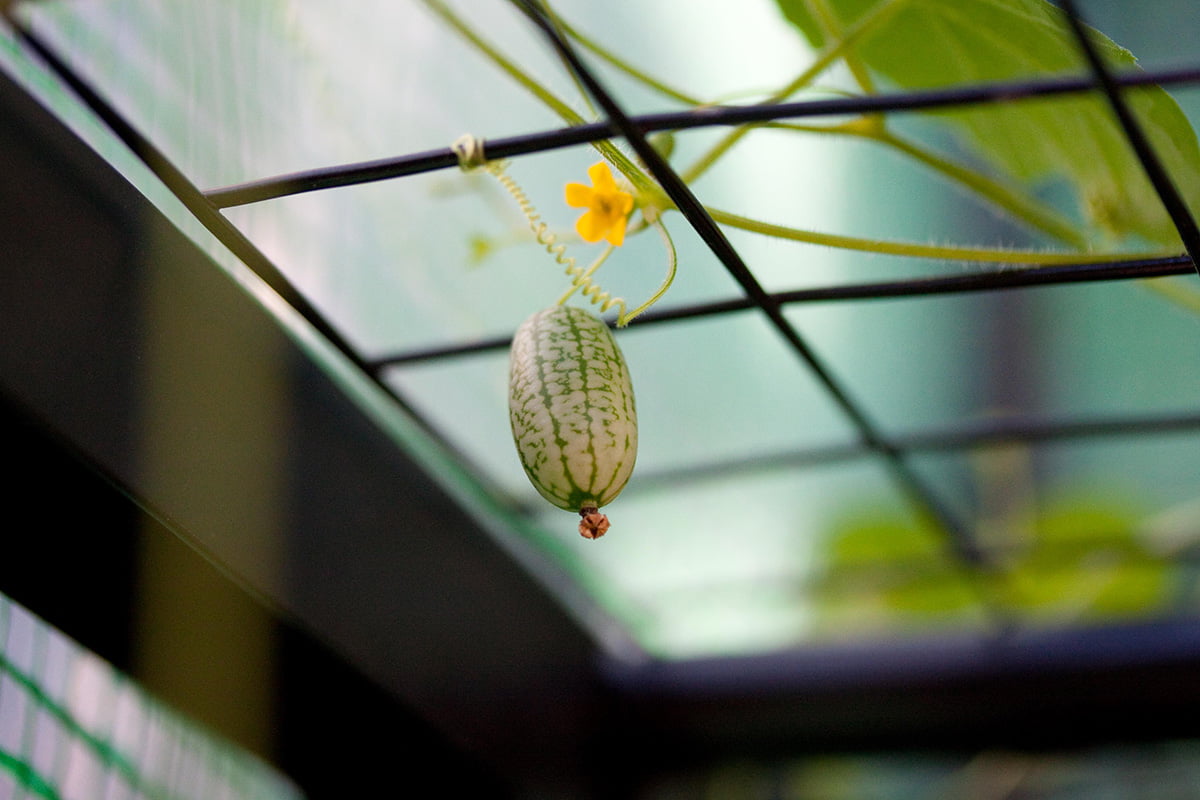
509, 305, 637, 539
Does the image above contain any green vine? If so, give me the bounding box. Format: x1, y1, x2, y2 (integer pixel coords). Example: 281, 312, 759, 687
421, 0, 1188, 305
454, 135, 677, 325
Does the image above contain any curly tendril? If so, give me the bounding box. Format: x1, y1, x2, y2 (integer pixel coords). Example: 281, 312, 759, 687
452, 134, 489, 172
453, 135, 676, 327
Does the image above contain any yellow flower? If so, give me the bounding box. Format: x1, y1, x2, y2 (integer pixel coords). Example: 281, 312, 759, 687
564, 162, 634, 246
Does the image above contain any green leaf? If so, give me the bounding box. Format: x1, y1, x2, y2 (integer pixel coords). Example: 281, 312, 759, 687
1002, 497, 1170, 618
815, 506, 981, 632
774, 0, 1200, 246
813, 492, 1172, 630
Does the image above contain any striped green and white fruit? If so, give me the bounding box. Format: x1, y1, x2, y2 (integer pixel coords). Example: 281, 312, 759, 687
509, 305, 637, 539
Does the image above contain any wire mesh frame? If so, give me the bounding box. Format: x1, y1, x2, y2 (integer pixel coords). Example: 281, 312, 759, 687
7, 3, 1200, 579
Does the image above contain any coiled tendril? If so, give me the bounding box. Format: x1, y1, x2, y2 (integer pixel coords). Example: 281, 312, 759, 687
453, 135, 676, 327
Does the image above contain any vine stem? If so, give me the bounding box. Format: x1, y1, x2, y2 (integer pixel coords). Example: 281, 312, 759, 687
550, 11, 701, 106
418, 0, 652, 194
619, 215, 678, 326
424, 0, 1179, 270
871, 128, 1088, 248
705, 206, 1175, 264
810, 0, 879, 95
760, 119, 1088, 248
680, 0, 912, 185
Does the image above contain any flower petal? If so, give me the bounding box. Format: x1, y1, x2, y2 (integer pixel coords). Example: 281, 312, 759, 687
587, 161, 617, 192
603, 214, 628, 247
575, 210, 606, 243
564, 182, 593, 208
616, 191, 634, 215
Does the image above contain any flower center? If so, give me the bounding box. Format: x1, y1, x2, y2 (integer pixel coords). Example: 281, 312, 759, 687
595, 195, 618, 216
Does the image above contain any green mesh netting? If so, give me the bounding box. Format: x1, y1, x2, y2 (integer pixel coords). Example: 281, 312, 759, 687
0, 593, 302, 800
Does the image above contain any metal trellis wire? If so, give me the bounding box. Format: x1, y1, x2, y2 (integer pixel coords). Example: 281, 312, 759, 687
201, 64, 1200, 210
1058, 0, 1200, 265
7, 1, 1200, 609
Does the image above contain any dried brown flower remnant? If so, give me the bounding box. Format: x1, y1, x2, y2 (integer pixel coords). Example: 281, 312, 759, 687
579, 507, 611, 540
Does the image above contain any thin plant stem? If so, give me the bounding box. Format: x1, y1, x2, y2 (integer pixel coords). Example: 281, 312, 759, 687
810, 0, 878, 95
420, 0, 580, 126
763, 119, 1088, 247
705, 205, 1175, 264
553, 11, 703, 106
874, 128, 1088, 248
538, 4, 599, 117
557, 246, 616, 304
681, 0, 911, 184
620, 216, 678, 326
418, 0, 652, 193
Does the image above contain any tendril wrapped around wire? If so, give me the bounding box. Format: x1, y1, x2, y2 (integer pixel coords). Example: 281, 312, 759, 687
453, 134, 676, 327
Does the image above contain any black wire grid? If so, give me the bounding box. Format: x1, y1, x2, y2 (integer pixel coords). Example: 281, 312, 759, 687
8, 1, 1200, 581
